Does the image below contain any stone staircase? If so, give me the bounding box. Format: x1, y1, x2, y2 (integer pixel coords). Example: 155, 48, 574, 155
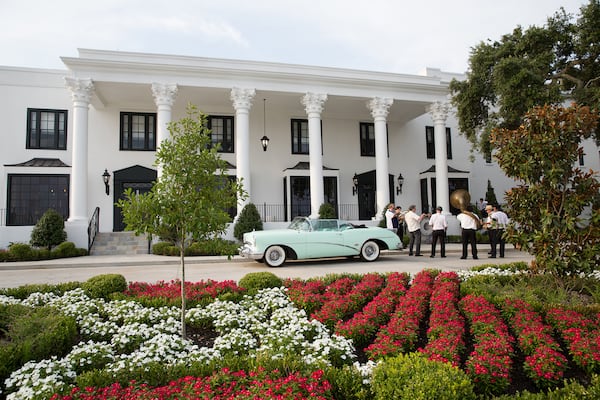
89, 231, 150, 256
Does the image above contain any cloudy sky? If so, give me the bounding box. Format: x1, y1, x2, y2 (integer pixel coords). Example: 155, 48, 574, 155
0, 0, 587, 75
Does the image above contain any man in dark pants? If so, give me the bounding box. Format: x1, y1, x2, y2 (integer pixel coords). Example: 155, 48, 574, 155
489, 204, 509, 258
456, 205, 480, 259
429, 206, 447, 258
405, 204, 426, 256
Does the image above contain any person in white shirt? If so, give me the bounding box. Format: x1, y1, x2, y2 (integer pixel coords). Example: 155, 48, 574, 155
489, 204, 510, 258
428, 206, 447, 258
456, 205, 480, 259
405, 205, 426, 256
385, 203, 397, 233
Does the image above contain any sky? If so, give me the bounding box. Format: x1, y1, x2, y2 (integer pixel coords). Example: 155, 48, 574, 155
0, 0, 588, 75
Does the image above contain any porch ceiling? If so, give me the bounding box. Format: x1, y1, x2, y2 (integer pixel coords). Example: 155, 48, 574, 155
91, 82, 431, 125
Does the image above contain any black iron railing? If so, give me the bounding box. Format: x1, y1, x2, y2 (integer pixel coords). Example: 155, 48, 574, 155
88, 207, 100, 252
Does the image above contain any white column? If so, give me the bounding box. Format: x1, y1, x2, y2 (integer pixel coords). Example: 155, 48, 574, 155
231, 87, 256, 215
64, 77, 94, 249
428, 101, 450, 214
367, 97, 393, 219
151, 83, 178, 177
301, 93, 327, 218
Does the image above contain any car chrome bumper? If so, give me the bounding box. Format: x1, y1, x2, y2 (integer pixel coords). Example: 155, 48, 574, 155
239, 244, 264, 260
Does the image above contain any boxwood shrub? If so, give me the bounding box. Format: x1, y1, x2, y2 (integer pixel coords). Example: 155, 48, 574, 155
81, 274, 128, 299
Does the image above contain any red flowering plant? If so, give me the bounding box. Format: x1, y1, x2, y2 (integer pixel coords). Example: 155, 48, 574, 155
502, 298, 568, 388
284, 278, 327, 316
419, 271, 465, 367
311, 274, 385, 330
460, 294, 514, 396
123, 279, 243, 307
51, 367, 333, 400
365, 269, 436, 359
545, 307, 600, 374
335, 272, 410, 350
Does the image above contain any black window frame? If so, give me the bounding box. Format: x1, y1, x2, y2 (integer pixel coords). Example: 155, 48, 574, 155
291, 118, 323, 155
6, 174, 70, 226
360, 122, 389, 157
207, 115, 235, 153
26, 108, 68, 150
425, 126, 452, 160
120, 112, 157, 151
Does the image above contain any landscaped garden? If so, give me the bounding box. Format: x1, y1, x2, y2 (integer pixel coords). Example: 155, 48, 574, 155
1, 264, 599, 399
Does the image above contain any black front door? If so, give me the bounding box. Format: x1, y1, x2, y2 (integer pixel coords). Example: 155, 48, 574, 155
112, 165, 157, 231
357, 171, 394, 220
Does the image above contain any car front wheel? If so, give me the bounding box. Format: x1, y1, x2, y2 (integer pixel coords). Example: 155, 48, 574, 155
360, 240, 380, 262
264, 245, 286, 267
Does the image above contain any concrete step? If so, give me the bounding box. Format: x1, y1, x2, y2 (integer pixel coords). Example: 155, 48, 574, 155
90, 231, 150, 256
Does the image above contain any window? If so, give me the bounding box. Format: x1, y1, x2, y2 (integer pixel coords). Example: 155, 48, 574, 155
360, 122, 388, 157
27, 109, 67, 150
7, 174, 69, 226
120, 112, 156, 151
579, 152, 585, 166
425, 126, 452, 159
208, 115, 234, 153
291, 119, 310, 154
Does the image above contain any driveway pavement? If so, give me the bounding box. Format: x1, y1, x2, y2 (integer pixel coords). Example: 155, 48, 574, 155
0, 244, 534, 288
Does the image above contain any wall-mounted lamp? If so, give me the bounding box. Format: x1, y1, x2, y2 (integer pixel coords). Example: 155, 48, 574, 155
396, 173, 404, 195
102, 169, 111, 196
352, 173, 359, 196
260, 135, 270, 151
261, 98, 270, 151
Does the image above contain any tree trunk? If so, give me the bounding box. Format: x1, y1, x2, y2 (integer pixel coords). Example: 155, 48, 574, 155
180, 244, 187, 340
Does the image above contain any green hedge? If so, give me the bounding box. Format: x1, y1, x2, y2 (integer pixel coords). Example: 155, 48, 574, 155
0, 241, 87, 262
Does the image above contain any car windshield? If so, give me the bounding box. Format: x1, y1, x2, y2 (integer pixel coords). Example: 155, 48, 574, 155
288, 217, 311, 231
288, 217, 354, 232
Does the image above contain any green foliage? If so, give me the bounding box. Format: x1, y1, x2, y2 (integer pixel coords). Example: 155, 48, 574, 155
152, 238, 239, 256
371, 352, 476, 400
51, 241, 87, 258
450, 1, 600, 152
0, 281, 81, 299
238, 272, 283, 295
2, 241, 85, 262
7, 242, 34, 260
318, 202, 336, 219
30, 209, 67, 250
493, 374, 600, 399
491, 104, 600, 276
234, 203, 263, 241
323, 365, 373, 400
0, 306, 77, 386
81, 274, 128, 299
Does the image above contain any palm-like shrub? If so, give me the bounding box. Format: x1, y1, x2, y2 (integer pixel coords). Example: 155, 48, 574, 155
30, 209, 67, 250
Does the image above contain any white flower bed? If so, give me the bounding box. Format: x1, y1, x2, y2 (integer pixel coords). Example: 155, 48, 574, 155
1, 286, 358, 400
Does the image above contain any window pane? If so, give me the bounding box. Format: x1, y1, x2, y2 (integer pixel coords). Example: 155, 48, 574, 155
7, 175, 69, 226
131, 115, 145, 149
40, 112, 55, 148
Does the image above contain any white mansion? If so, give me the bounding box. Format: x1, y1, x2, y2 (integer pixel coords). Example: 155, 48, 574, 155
1, 49, 598, 250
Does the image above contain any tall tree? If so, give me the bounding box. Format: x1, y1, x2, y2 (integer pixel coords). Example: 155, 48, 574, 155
450, 0, 600, 152
491, 103, 600, 276
117, 104, 246, 338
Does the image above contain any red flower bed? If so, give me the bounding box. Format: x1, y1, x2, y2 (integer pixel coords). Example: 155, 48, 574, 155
419, 271, 465, 367
124, 279, 243, 304
311, 274, 385, 330
502, 298, 568, 388
285, 278, 328, 316
460, 294, 515, 396
365, 270, 436, 359
545, 307, 600, 374
335, 272, 410, 349
51, 368, 332, 399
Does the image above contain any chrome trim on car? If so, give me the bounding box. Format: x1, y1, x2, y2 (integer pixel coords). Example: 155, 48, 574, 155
239, 244, 264, 260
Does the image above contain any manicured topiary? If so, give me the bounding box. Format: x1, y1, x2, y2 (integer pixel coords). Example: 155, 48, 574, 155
318, 202, 336, 219
238, 272, 283, 295
30, 209, 67, 250
234, 203, 263, 241
82, 274, 128, 299
371, 352, 476, 400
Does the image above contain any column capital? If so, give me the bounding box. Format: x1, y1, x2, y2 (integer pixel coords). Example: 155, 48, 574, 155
367, 97, 393, 119
64, 77, 94, 104
230, 87, 256, 111
302, 92, 327, 115
152, 83, 178, 107
427, 101, 449, 124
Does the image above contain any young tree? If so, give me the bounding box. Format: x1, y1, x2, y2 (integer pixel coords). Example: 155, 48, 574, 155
450, 0, 600, 152
117, 104, 246, 338
491, 104, 600, 276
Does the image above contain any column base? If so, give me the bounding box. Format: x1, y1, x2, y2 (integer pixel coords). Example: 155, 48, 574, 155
65, 218, 89, 251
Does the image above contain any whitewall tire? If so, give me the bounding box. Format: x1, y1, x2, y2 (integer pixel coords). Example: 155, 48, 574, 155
360, 240, 380, 262
264, 245, 286, 267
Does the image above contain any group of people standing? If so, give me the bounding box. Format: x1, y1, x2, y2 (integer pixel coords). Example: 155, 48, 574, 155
385, 201, 509, 260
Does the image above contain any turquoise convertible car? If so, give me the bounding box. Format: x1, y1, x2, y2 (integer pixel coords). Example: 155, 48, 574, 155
239, 217, 402, 267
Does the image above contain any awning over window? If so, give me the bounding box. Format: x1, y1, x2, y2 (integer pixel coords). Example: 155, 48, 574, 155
4, 158, 70, 167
